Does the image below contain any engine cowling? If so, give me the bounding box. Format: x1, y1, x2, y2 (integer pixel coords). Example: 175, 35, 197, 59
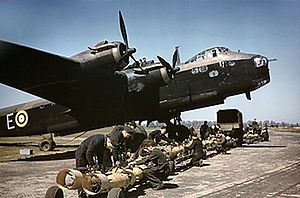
122, 64, 172, 92
71, 41, 128, 71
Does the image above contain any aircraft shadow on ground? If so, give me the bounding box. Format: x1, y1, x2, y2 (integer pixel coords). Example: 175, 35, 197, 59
242, 145, 286, 148
0, 142, 78, 147
18, 150, 75, 161
206, 152, 231, 159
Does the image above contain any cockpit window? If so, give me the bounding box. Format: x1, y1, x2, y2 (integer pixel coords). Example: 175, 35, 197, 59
185, 47, 230, 63
212, 49, 217, 57
197, 53, 205, 60
218, 47, 229, 52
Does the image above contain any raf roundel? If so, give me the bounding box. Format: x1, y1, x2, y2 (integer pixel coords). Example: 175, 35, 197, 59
15, 110, 29, 128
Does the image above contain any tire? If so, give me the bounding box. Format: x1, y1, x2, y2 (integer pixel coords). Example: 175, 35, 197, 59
45, 186, 63, 198
39, 140, 56, 151
261, 132, 269, 141
107, 188, 124, 198
234, 129, 244, 147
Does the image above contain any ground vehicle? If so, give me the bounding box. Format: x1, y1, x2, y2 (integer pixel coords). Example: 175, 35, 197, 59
217, 109, 244, 146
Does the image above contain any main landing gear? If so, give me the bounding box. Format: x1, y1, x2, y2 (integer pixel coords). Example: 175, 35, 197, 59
165, 115, 191, 143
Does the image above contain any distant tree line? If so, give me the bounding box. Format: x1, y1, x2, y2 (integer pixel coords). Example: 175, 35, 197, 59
246, 120, 299, 128
147, 120, 299, 129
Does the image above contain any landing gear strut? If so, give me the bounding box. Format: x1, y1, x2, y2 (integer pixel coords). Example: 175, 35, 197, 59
165, 114, 191, 143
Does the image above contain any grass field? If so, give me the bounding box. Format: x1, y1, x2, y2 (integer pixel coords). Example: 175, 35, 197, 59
270, 127, 300, 133
0, 126, 159, 162
0, 127, 114, 162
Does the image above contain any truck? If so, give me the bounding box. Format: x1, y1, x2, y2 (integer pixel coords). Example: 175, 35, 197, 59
217, 109, 244, 146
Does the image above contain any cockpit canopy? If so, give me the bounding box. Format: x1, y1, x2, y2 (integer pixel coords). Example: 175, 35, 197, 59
186, 47, 230, 63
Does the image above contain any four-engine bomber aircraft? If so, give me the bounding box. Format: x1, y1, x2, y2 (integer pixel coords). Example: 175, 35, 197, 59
0, 12, 271, 150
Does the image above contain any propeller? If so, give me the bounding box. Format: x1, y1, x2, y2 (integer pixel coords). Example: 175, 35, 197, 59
119, 11, 128, 49
114, 11, 138, 70
157, 49, 180, 79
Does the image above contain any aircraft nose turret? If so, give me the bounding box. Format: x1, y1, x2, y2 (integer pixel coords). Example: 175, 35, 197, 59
250, 55, 270, 91
253, 55, 268, 67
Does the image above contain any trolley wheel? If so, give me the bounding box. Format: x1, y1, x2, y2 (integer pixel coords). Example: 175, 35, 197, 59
45, 186, 63, 198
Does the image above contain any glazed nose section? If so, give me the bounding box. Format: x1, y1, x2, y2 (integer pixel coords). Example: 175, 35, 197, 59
252, 55, 271, 88
253, 55, 268, 67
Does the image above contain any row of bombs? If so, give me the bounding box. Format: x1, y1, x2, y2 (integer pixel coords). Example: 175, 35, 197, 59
202, 129, 270, 152
50, 144, 186, 197
243, 129, 269, 144
48, 131, 268, 198
203, 134, 239, 153
56, 166, 144, 196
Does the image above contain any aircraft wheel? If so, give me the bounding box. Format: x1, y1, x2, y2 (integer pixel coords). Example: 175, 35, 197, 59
107, 188, 124, 198
39, 139, 56, 151
45, 186, 63, 198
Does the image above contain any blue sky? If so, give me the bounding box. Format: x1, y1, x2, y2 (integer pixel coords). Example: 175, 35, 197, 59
0, 0, 299, 123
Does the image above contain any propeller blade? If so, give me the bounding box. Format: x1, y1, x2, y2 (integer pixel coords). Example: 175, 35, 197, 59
119, 11, 129, 48
115, 11, 139, 70
157, 55, 176, 79
157, 55, 172, 71
172, 49, 178, 68
130, 54, 138, 63
157, 50, 181, 79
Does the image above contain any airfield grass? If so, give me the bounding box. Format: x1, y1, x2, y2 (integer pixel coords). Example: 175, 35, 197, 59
0, 126, 158, 162
0, 127, 113, 162
270, 127, 300, 133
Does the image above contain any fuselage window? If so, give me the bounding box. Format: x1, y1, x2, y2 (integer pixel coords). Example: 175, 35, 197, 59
191, 67, 199, 75
199, 65, 208, 73
228, 61, 236, 67
209, 70, 219, 78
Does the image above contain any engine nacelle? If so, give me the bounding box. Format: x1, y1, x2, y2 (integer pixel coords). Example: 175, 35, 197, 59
122, 64, 171, 92
71, 41, 128, 71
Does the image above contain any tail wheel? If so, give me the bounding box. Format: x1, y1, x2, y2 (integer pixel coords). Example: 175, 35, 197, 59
39, 139, 56, 151
45, 186, 63, 198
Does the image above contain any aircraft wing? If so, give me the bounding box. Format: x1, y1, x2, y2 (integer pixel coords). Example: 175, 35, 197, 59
0, 40, 81, 108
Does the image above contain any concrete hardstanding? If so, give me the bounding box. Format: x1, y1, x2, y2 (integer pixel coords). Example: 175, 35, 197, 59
0, 130, 299, 198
